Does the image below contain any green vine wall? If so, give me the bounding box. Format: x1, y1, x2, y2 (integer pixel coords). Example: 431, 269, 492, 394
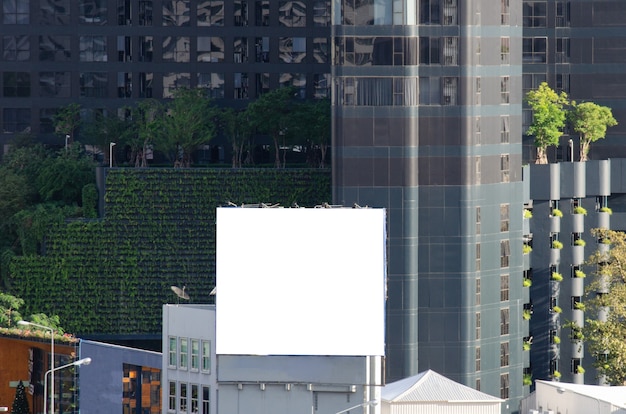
8, 169, 331, 335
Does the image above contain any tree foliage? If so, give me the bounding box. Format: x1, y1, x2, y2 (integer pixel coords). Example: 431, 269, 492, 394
584, 229, 626, 385
155, 88, 217, 167
0, 292, 24, 327
525, 82, 569, 164
569, 101, 618, 161
11, 380, 30, 414
248, 87, 298, 168
221, 107, 254, 168
53, 103, 81, 146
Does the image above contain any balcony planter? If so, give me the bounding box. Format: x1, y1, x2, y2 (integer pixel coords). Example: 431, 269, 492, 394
523, 252, 531, 270
550, 248, 561, 265
598, 211, 610, 229
523, 217, 530, 235
550, 216, 561, 233
572, 245, 584, 264
572, 213, 584, 233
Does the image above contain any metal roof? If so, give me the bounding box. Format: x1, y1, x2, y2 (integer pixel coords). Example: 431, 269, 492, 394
536, 380, 626, 409
382, 370, 503, 403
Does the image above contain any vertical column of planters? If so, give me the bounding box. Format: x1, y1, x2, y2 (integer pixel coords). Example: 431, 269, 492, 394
570, 200, 587, 383
595, 203, 612, 385
522, 208, 533, 388
549, 203, 563, 380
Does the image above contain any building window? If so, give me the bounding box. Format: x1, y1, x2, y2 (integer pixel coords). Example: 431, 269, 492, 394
476, 244, 481, 272
117, 36, 132, 62
2, 0, 29, 24
38, 108, 56, 133
420, 37, 440, 65
500, 274, 509, 301
420, 0, 440, 24
313, 37, 328, 63
139, 36, 153, 62
168, 381, 176, 412
279, 0, 305, 27
523, 73, 546, 95
476, 378, 481, 391
198, 1, 224, 26
79, 72, 107, 98
442, 77, 458, 105
202, 386, 210, 414
117, 72, 132, 98
500, 308, 509, 335
500, 204, 509, 232
501, 37, 509, 64
179, 338, 188, 369
475, 77, 481, 105
169, 337, 177, 367
501, 116, 510, 143
39, 72, 71, 98
313, 73, 329, 99
476, 207, 481, 234
163, 36, 190, 62
234, 0, 248, 26
40, 0, 70, 25
191, 384, 199, 413
500, 239, 510, 268
571, 358, 581, 374
191, 339, 199, 370
80, 36, 107, 62
3, 72, 30, 97
500, 76, 509, 103
139, 72, 153, 98
234, 37, 248, 63
556, 1, 570, 27
476, 277, 481, 305
255, 73, 270, 97
556, 74, 570, 94
39, 35, 71, 61
163, 73, 190, 98
523, 1, 547, 27
313, 0, 330, 26
279, 37, 306, 63
198, 37, 224, 63
118, 0, 131, 25
500, 373, 510, 399
234, 72, 249, 99
556, 38, 570, 63
198, 73, 224, 99
501, 0, 509, 25
255, 0, 269, 26
2, 108, 30, 133
202, 340, 211, 372
500, 342, 509, 367
3, 35, 29, 61
80, 0, 107, 24
163, 0, 190, 26
280, 73, 306, 99
523, 37, 547, 63
255, 37, 269, 63
475, 312, 481, 339
500, 154, 510, 183
443, 37, 458, 65
179, 383, 187, 412
476, 346, 481, 371
138, 0, 153, 26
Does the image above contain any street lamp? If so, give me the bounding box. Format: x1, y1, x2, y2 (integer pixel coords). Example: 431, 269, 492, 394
44, 358, 91, 414
65, 135, 70, 151
334, 400, 378, 414
18, 321, 54, 414
110, 142, 116, 168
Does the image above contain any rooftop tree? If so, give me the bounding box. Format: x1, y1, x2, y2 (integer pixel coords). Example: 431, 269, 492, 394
569, 101, 618, 161
525, 82, 569, 164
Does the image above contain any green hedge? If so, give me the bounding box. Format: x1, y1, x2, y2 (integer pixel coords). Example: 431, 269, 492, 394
9, 168, 331, 335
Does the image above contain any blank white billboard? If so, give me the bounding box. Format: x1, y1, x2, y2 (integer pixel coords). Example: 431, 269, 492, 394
216, 207, 386, 356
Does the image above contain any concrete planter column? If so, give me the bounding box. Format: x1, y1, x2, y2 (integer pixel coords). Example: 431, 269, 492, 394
598, 211, 610, 229
550, 216, 561, 233
550, 248, 561, 265
572, 213, 584, 233
572, 245, 584, 265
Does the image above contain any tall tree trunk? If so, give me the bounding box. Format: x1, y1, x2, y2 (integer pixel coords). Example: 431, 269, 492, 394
580, 141, 590, 162
536, 147, 548, 164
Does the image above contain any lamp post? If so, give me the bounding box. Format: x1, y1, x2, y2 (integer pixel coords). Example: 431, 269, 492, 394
334, 400, 378, 414
44, 358, 91, 414
18, 321, 54, 414
110, 142, 116, 168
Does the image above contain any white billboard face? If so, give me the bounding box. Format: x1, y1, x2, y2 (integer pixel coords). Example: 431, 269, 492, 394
216, 208, 386, 356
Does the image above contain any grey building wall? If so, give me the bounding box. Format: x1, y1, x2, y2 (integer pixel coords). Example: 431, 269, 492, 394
332, 0, 525, 411
78, 339, 162, 414
526, 160, 611, 385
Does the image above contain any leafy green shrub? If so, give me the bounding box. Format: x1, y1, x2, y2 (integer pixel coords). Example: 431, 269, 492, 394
574, 302, 586, 311
600, 206, 612, 214
523, 278, 532, 287
577, 366, 585, 374
524, 209, 533, 219
552, 208, 563, 217
553, 370, 561, 379
574, 238, 586, 246
523, 309, 532, 320
552, 305, 562, 313
523, 244, 532, 254
574, 270, 586, 278
523, 374, 532, 386
573, 206, 587, 215
553, 335, 561, 344
552, 240, 564, 249
551, 272, 563, 281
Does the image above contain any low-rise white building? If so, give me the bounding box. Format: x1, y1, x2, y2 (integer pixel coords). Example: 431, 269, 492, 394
521, 380, 626, 414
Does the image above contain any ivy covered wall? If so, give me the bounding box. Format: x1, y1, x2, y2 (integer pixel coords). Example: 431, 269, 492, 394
8, 168, 331, 335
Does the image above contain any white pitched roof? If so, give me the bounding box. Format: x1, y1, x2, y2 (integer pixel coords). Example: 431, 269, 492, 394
382, 370, 503, 403
536, 380, 626, 408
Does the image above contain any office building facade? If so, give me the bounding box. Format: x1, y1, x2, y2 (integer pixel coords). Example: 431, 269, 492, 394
331, 0, 525, 410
